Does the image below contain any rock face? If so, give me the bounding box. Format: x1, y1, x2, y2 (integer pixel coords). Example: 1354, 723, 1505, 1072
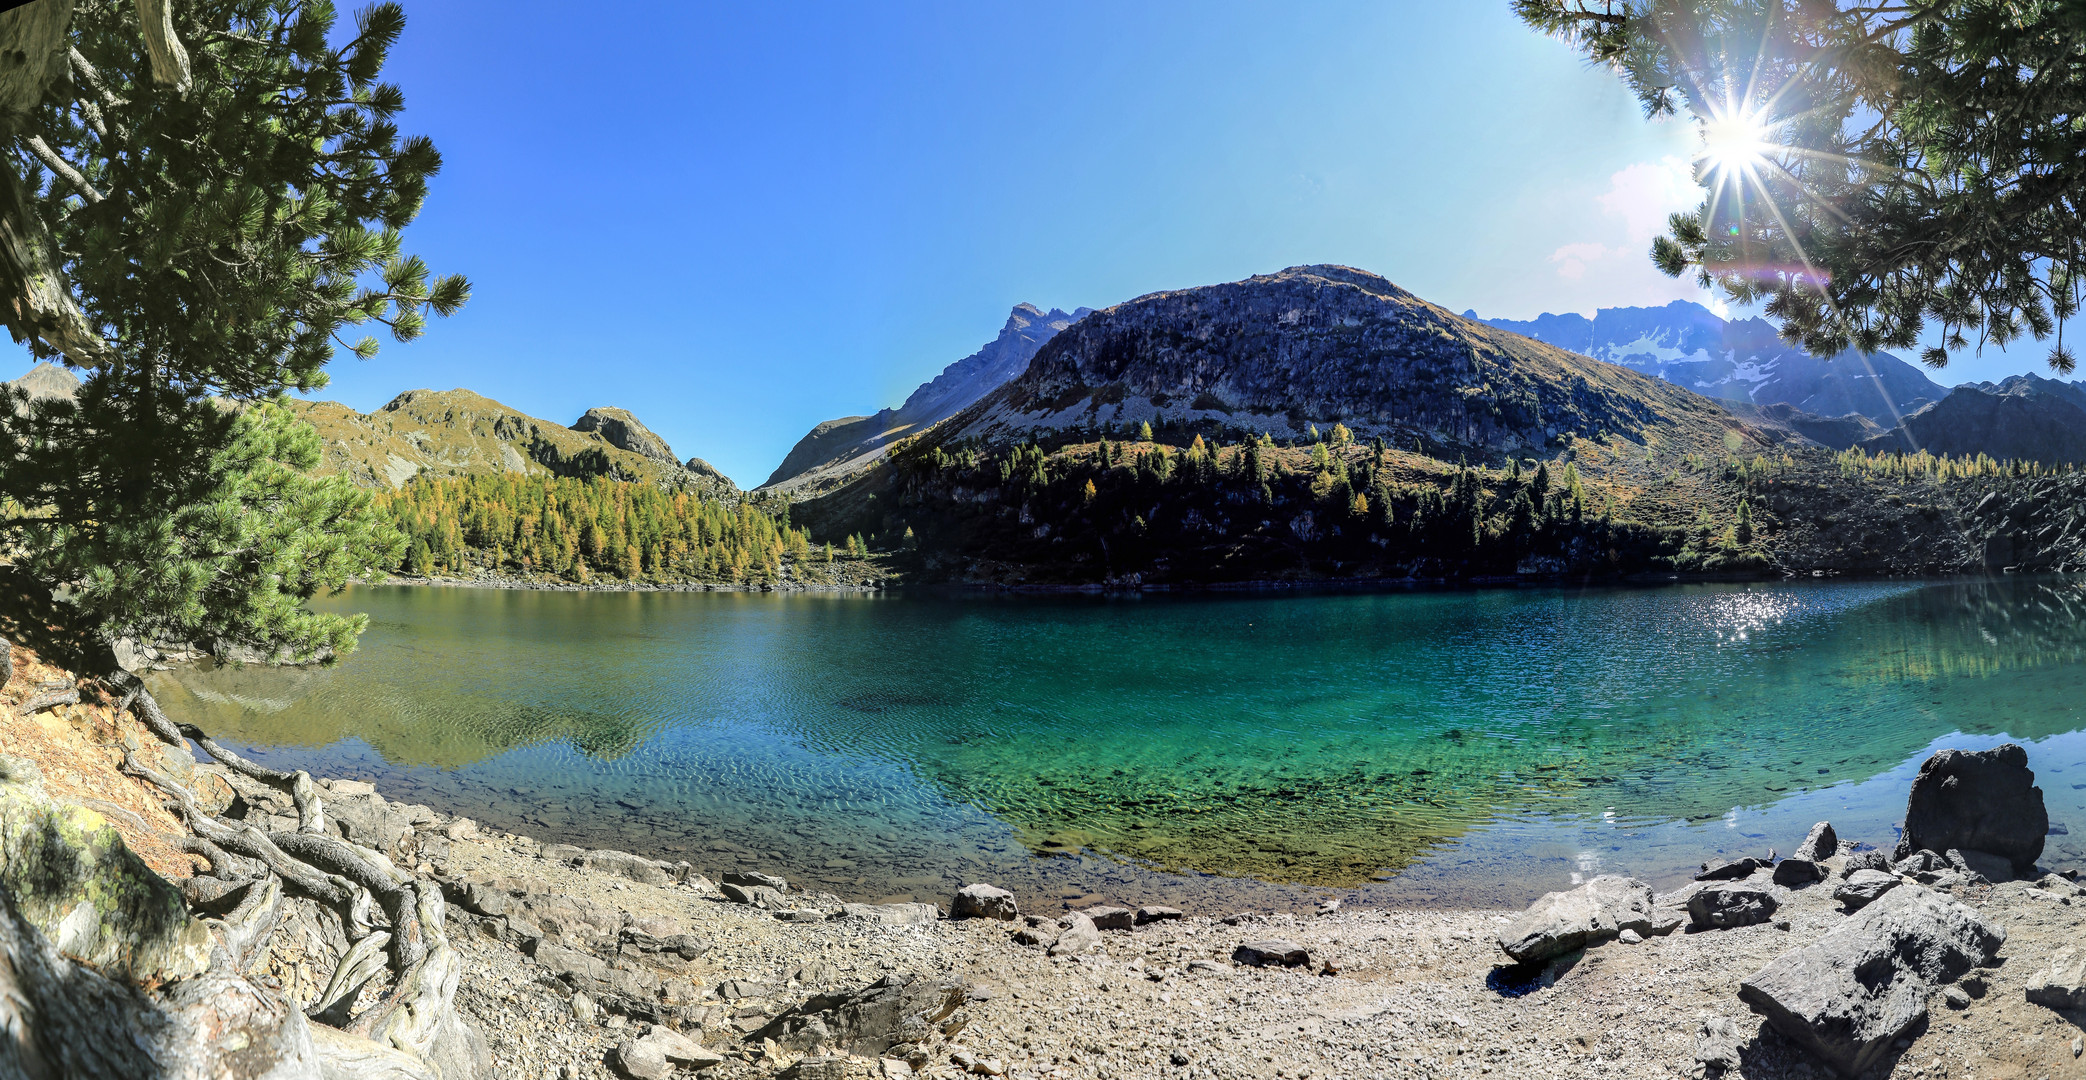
950, 884, 1017, 921
1738, 885, 2005, 1076
573, 406, 679, 467
1496, 876, 1656, 964
750, 973, 967, 1058
1689, 883, 1779, 929
1794, 822, 1839, 862
1895, 744, 2047, 875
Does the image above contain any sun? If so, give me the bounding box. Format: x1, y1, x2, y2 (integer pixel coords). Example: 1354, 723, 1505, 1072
1699, 107, 1776, 177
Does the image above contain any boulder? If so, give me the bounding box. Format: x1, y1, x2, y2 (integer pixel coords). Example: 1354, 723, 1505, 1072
1688, 883, 1779, 929
1496, 875, 1656, 964
951, 884, 1017, 921
2025, 948, 2086, 1011
1840, 849, 1890, 877
542, 843, 585, 863
1047, 911, 1101, 957
835, 903, 939, 926
1738, 885, 2004, 1076
750, 973, 967, 1058
1011, 915, 1060, 950
1135, 905, 1184, 926
1894, 744, 2047, 876
1696, 858, 1770, 882
1773, 858, 1823, 887
576, 848, 675, 888
720, 882, 788, 910
0, 756, 213, 983
1082, 906, 1134, 931
1794, 822, 1839, 862
1833, 870, 1900, 912
1944, 848, 2014, 884
1233, 939, 1311, 967
723, 870, 788, 892
527, 939, 611, 991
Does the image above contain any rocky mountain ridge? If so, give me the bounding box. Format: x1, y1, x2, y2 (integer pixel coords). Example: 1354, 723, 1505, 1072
762, 303, 1090, 492
1861, 372, 2086, 464
1480, 299, 1948, 427
944, 264, 1759, 459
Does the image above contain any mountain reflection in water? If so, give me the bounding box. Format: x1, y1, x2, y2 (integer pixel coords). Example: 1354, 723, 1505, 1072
150, 579, 2086, 910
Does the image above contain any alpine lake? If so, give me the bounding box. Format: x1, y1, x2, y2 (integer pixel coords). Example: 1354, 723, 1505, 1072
150, 577, 2086, 913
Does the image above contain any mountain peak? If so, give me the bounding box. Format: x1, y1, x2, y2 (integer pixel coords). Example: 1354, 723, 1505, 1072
573, 406, 679, 467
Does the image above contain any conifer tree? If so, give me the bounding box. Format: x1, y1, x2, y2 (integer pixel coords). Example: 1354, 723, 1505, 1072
1519, 0, 2086, 371
0, 1, 463, 658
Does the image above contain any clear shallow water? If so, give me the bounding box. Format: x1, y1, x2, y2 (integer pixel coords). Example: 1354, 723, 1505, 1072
150, 579, 2086, 912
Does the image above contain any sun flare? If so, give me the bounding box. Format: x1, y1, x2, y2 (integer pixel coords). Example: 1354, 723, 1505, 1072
1700, 108, 1775, 177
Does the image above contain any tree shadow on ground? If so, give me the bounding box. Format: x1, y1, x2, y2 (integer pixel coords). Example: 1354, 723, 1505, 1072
0, 565, 117, 677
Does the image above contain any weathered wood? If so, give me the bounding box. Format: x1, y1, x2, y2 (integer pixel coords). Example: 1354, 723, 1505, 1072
16, 687, 77, 716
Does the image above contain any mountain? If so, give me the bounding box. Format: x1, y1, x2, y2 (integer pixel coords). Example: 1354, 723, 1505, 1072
5, 361, 79, 411
1862, 373, 2086, 464
943, 265, 1756, 457
1479, 300, 1948, 427
762, 302, 1090, 491
287, 389, 737, 494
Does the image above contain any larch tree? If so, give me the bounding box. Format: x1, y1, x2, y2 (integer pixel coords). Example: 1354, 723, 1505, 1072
1517, 1, 2086, 371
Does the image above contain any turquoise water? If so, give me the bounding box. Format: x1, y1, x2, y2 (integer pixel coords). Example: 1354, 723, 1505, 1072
151, 579, 2086, 911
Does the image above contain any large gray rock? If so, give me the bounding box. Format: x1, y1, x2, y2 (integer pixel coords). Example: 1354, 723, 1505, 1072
1232, 940, 1311, 968
1497, 876, 1656, 964
1894, 744, 2047, 876
1688, 883, 1779, 929
1840, 849, 1890, 877
1738, 885, 2004, 1076
1772, 858, 1823, 887
750, 973, 967, 1057
835, 903, 939, 926
2025, 948, 2086, 1011
1945, 848, 2014, 884
951, 883, 1017, 921
1696, 857, 1770, 882
1794, 821, 1839, 862
1832, 870, 1900, 911
1047, 911, 1101, 957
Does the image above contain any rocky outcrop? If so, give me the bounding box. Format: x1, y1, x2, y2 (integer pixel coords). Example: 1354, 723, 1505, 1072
573, 407, 680, 468
2026, 948, 2086, 1011
1496, 875, 1656, 964
1739, 885, 2004, 1076
1894, 744, 2047, 875
1832, 870, 1899, 911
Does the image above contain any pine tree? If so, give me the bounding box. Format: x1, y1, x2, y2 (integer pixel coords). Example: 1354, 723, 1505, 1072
0, 1, 463, 658
1519, 0, 2086, 371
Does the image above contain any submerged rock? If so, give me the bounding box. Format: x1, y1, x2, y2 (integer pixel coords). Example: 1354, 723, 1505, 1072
1696, 858, 1770, 882
1497, 876, 1656, 964
1895, 744, 2047, 876
1738, 884, 2004, 1076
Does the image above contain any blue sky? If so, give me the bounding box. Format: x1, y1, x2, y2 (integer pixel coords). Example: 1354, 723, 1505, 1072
5, 2, 2066, 484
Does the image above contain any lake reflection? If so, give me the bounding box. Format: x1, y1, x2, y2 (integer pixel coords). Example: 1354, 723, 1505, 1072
151, 578, 2086, 911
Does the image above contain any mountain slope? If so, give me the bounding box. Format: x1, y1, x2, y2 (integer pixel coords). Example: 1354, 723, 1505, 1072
947, 265, 1760, 458
1481, 300, 1947, 426
1862, 374, 2086, 464
762, 303, 1089, 492
287, 390, 736, 495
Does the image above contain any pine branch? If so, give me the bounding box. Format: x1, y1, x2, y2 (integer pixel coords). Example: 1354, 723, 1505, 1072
23, 136, 103, 203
